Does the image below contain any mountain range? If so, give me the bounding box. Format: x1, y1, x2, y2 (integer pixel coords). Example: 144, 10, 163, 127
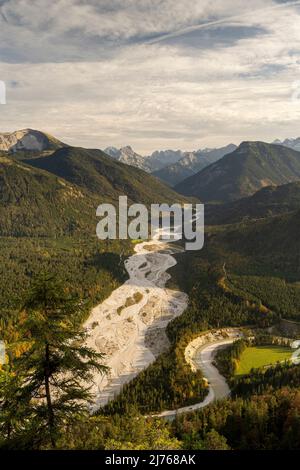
3, 130, 300, 194
104, 146, 185, 173
104, 145, 238, 185
104, 138, 300, 187
0, 131, 189, 238
153, 144, 237, 186
273, 137, 300, 152
3, 129, 300, 213
175, 141, 300, 203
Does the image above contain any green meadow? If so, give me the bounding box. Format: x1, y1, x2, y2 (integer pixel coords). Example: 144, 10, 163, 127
235, 346, 293, 376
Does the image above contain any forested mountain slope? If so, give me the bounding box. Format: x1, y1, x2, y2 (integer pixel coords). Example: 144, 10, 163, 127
175, 142, 300, 203
25, 146, 188, 205
206, 181, 300, 225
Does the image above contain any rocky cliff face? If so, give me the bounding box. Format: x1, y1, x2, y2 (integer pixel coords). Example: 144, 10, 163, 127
152, 144, 237, 186
104, 145, 152, 172
0, 129, 65, 152
146, 149, 185, 170
104, 145, 236, 177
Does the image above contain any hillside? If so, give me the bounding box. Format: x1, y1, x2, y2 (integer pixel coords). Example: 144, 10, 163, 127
175, 142, 300, 203
25, 146, 187, 205
219, 209, 300, 265
153, 144, 236, 186
206, 181, 300, 225
0, 129, 66, 153
0, 143, 189, 237
0, 155, 96, 237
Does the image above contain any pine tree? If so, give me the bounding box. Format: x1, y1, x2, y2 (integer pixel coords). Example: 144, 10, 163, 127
0, 274, 107, 448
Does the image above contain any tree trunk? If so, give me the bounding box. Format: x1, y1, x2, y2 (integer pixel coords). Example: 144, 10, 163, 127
7, 421, 11, 440
44, 343, 56, 448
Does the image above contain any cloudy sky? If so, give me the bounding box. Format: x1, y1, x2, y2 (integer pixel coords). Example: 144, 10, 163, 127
0, 0, 300, 153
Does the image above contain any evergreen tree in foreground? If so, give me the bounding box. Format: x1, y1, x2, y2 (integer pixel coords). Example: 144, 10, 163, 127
0, 274, 107, 448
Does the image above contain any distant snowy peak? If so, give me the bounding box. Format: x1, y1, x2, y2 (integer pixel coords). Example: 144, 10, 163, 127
118, 146, 152, 171
195, 144, 237, 160
104, 145, 152, 172
104, 146, 186, 172
152, 144, 237, 187
176, 152, 199, 167
104, 143, 237, 177
147, 149, 185, 170
103, 146, 120, 159
273, 137, 300, 152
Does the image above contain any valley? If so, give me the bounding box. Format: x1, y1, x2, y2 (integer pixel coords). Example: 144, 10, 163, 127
3, 0, 300, 454
1, 129, 300, 450
84, 233, 188, 410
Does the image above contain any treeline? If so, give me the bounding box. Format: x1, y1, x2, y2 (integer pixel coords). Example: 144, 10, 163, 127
172, 388, 300, 450
56, 414, 181, 450
232, 363, 300, 398
215, 334, 293, 379
215, 339, 248, 378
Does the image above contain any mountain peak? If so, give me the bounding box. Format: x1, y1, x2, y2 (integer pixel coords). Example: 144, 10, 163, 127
121, 145, 134, 152
175, 141, 300, 203
273, 136, 300, 152
104, 145, 151, 171
239, 140, 264, 148
153, 144, 237, 187
0, 129, 66, 153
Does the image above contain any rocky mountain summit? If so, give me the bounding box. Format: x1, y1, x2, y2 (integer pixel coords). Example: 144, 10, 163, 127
0, 129, 65, 153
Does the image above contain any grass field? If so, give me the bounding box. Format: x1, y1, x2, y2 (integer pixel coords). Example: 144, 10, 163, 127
235, 346, 293, 376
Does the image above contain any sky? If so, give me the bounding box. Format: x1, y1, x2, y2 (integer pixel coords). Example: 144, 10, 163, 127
0, 0, 300, 154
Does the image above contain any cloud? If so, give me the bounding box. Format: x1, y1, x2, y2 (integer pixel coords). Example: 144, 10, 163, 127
145, 0, 300, 45
0, 0, 300, 152
0, 0, 278, 62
